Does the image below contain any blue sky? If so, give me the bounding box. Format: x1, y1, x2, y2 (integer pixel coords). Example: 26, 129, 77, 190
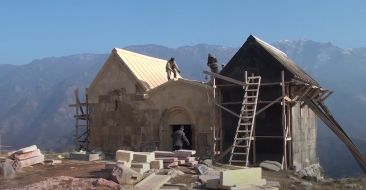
1, 0, 366, 65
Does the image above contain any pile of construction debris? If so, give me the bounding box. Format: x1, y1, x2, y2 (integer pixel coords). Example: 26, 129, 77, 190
103, 149, 198, 188
100, 149, 278, 189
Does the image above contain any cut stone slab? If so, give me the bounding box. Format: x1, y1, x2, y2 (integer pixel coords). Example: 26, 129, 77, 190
174, 149, 196, 157
206, 178, 220, 189
14, 149, 42, 160
17, 145, 38, 154
150, 160, 163, 169
195, 164, 209, 175
131, 167, 149, 174
154, 151, 175, 157
131, 162, 150, 170
164, 161, 178, 168
116, 150, 134, 162
135, 173, 171, 190
14, 155, 44, 170
70, 152, 101, 161
133, 152, 155, 163
259, 160, 281, 172
111, 165, 142, 185
156, 157, 178, 163
117, 160, 131, 168
184, 161, 198, 167
199, 175, 219, 184
185, 157, 196, 162
220, 167, 263, 187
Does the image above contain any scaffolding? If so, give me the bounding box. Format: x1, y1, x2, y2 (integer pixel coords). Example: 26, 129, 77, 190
205, 70, 293, 169
69, 88, 90, 152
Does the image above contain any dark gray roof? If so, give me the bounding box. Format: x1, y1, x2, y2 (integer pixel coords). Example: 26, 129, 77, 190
221, 35, 319, 86
251, 35, 319, 85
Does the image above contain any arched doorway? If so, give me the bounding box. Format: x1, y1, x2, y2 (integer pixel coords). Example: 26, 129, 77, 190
160, 106, 194, 151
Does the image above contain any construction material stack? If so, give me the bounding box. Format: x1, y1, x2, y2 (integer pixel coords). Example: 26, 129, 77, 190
155, 149, 198, 168
7, 145, 45, 170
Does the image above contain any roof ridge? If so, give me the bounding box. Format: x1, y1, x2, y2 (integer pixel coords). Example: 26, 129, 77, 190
114, 48, 167, 62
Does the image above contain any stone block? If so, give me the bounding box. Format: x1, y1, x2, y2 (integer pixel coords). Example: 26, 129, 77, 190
131, 162, 150, 170
135, 173, 171, 190
117, 160, 131, 168
14, 149, 42, 160
111, 165, 142, 185
154, 151, 175, 157
195, 164, 209, 175
17, 145, 38, 154
206, 178, 220, 189
259, 160, 281, 172
220, 167, 263, 187
164, 161, 178, 168
150, 160, 163, 169
156, 157, 178, 163
174, 149, 196, 157
14, 155, 45, 170
131, 167, 148, 174
115, 150, 134, 162
133, 152, 155, 163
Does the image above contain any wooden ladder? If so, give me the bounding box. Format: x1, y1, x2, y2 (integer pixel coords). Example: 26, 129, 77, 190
229, 75, 261, 166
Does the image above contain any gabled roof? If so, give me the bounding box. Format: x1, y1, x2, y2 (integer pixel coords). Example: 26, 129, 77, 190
221, 35, 319, 86
113, 48, 181, 91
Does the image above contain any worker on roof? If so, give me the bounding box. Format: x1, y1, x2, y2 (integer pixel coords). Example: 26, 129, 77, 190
166, 57, 180, 80
172, 126, 190, 151
207, 53, 218, 73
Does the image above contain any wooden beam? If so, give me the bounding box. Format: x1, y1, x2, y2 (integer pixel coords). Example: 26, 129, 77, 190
281, 71, 287, 170
204, 70, 246, 86
255, 96, 284, 116
214, 102, 241, 119
320, 91, 333, 101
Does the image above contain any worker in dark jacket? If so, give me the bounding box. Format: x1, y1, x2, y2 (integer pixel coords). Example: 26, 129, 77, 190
207, 53, 218, 73
172, 126, 190, 151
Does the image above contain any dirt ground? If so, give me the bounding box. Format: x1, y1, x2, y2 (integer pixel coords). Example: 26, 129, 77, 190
1, 158, 366, 190
0, 160, 112, 189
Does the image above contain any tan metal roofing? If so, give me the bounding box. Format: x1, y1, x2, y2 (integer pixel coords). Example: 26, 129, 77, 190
114, 48, 181, 90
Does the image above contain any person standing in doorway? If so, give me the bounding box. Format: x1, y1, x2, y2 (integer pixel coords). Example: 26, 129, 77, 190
166, 57, 180, 80
172, 126, 190, 151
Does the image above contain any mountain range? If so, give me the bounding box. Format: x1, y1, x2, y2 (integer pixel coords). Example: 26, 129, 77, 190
0, 40, 365, 178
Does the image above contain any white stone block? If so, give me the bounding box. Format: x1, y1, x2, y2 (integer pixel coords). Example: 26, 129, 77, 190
116, 150, 134, 162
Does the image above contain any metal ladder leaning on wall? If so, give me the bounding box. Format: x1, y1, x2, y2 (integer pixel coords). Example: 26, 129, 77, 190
229, 75, 261, 166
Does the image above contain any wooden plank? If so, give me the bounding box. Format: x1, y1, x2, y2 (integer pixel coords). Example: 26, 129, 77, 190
135, 174, 171, 190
